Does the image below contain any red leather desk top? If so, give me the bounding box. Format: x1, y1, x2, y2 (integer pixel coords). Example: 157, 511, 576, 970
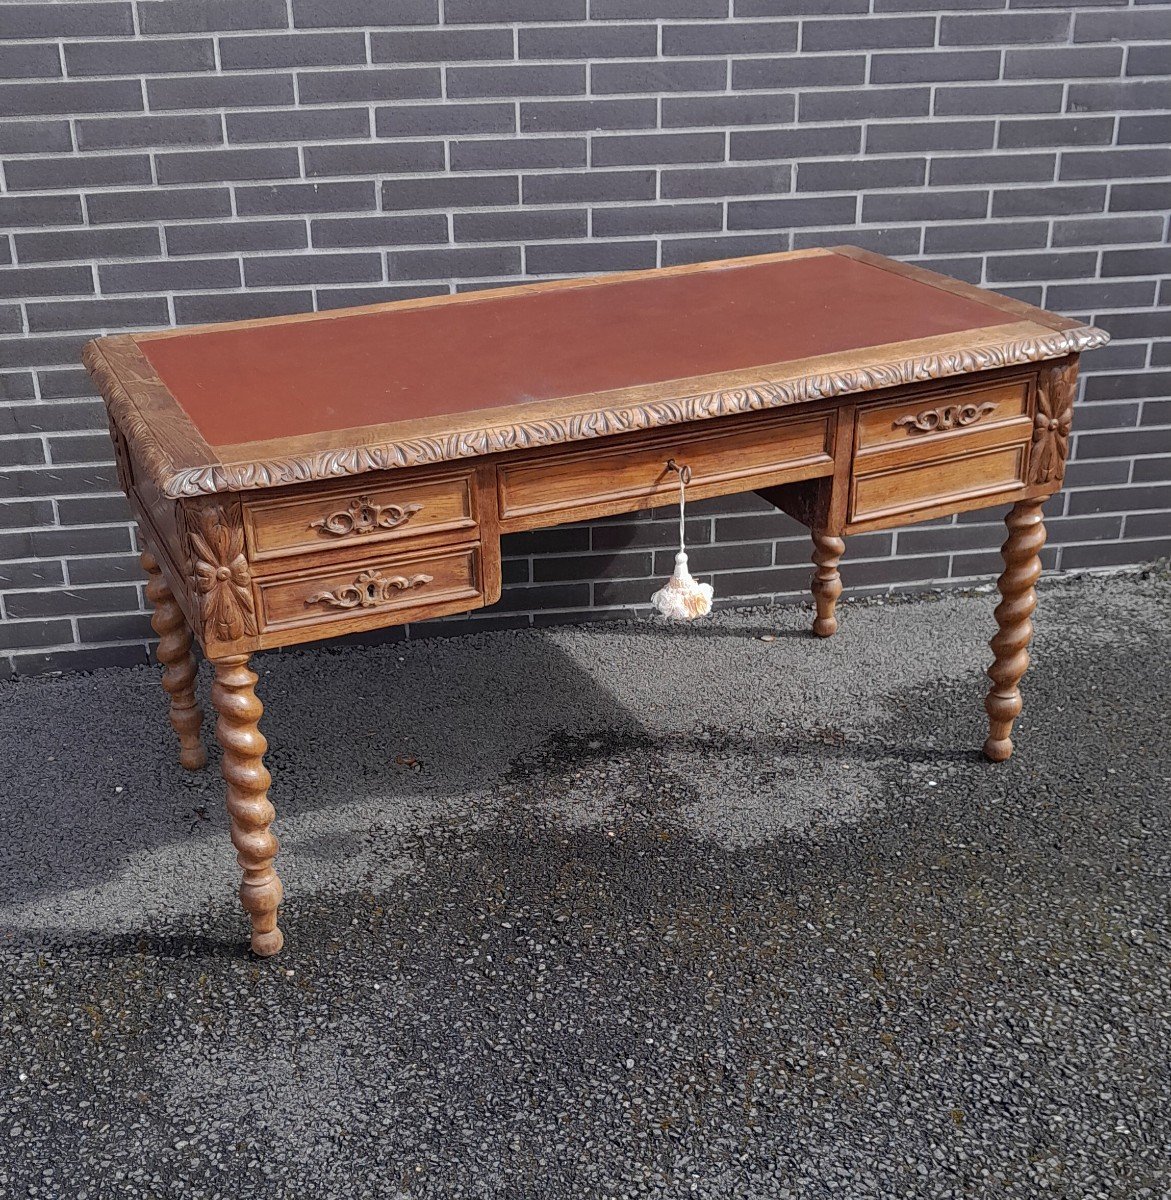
139, 249, 1017, 449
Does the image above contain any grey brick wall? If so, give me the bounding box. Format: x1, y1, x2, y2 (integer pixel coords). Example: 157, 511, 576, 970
1, 0, 1169, 677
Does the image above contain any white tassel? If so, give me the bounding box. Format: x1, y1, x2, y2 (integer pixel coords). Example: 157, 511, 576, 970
651, 549, 713, 620
650, 463, 714, 621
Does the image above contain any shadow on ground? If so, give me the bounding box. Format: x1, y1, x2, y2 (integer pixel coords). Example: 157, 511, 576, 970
0, 573, 1168, 1198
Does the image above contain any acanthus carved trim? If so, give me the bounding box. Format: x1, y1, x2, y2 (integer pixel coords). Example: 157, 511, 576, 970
1029, 360, 1078, 485
189, 502, 258, 642
893, 400, 996, 435
309, 496, 423, 537
90, 325, 1107, 499
305, 569, 433, 611
83, 339, 182, 501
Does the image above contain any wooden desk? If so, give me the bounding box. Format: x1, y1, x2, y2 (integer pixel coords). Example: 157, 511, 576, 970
83, 246, 1108, 957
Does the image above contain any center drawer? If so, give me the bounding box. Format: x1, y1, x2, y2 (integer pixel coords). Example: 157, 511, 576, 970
498, 408, 834, 531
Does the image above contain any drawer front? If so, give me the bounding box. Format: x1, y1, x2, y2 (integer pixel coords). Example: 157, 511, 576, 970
499, 411, 833, 527
856, 378, 1030, 454
255, 544, 483, 633
851, 443, 1026, 525
243, 469, 477, 563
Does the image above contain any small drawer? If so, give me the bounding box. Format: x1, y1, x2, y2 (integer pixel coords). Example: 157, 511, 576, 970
255, 544, 484, 633
850, 443, 1026, 526
243, 469, 478, 563
499, 410, 833, 529
856, 378, 1030, 455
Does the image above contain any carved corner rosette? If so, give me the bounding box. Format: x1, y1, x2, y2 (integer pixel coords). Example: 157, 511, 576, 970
310, 496, 423, 537
188, 500, 258, 643
893, 400, 996, 435
305, 569, 433, 611
1029, 361, 1078, 486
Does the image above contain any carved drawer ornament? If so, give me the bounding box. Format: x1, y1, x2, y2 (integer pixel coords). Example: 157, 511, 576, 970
1030, 362, 1077, 485
190, 504, 258, 641
309, 496, 423, 537
893, 400, 997, 435
305, 569, 433, 610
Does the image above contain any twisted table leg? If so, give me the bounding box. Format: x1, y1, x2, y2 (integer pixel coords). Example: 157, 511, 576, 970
983, 499, 1047, 762
142, 549, 206, 771
810, 530, 845, 638
211, 655, 284, 957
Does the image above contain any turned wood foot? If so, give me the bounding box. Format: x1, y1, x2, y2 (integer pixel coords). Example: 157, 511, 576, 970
810, 530, 845, 638
211, 655, 284, 957
983, 499, 1047, 762
141, 549, 207, 771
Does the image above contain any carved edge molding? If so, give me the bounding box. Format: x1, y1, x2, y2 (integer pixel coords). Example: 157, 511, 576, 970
91, 326, 1107, 499
83, 340, 181, 499
188, 500, 258, 642
1029, 360, 1078, 486
106, 414, 134, 495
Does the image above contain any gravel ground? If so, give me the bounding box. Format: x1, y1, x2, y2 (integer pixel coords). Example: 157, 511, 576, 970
1, 570, 1168, 1199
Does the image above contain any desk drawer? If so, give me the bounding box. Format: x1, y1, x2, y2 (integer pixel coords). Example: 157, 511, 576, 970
243, 469, 478, 563
851, 442, 1027, 525
499, 410, 834, 528
849, 374, 1035, 529
254, 544, 484, 634
856, 378, 1029, 454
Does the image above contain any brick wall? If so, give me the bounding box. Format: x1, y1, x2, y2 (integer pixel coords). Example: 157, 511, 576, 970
2, 0, 1169, 677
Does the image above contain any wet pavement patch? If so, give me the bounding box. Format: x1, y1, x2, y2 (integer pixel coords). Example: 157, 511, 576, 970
1, 572, 1169, 1197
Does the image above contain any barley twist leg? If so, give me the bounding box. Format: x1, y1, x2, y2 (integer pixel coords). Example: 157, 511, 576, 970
983, 500, 1047, 762
810, 531, 845, 638
142, 549, 207, 771
211, 655, 284, 957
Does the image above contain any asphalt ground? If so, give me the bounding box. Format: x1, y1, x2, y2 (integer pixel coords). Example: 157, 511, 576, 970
1, 569, 1168, 1199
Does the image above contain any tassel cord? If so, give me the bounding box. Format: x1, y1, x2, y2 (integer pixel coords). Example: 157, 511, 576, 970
677, 471, 686, 553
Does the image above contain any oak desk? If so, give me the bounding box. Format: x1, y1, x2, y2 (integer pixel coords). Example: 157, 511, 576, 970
83, 246, 1108, 957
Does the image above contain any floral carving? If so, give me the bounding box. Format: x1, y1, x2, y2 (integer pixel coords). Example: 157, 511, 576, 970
1029, 361, 1078, 485
893, 400, 997, 435
309, 496, 422, 537
305, 569, 433, 611
189, 504, 257, 641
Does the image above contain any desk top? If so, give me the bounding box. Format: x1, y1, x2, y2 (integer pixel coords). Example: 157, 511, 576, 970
83, 245, 1107, 498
